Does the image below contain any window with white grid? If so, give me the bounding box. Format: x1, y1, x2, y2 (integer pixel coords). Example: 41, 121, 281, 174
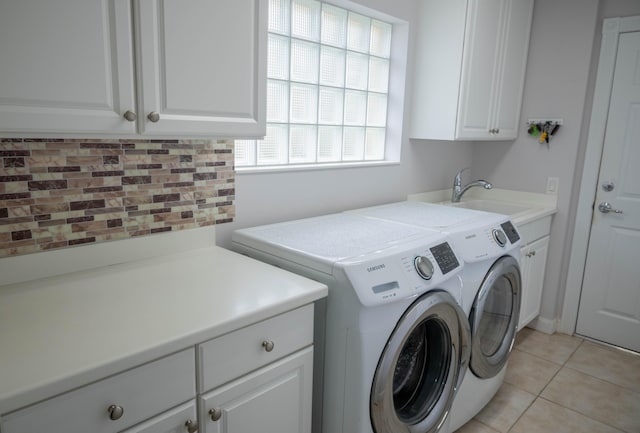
235, 0, 393, 168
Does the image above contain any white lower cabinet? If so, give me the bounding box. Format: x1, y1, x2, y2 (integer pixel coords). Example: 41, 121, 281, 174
516, 214, 552, 329
197, 304, 315, 433
199, 348, 313, 433
0, 305, 315, 433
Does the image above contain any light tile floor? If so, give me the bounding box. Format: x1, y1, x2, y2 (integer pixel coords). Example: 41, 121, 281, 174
454, 329, 640, 433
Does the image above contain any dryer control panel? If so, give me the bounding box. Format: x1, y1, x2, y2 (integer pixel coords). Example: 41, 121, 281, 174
339, 238, 463, 307
449, 219, 522, 263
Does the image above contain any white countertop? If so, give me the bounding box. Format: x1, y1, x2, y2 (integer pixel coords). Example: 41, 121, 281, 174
0, 246, 327, 415
408, 188, 558, 226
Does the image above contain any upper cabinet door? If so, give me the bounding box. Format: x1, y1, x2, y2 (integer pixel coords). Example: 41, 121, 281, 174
135, 0, 267, 138
492, 0, 535, 139
0, 0, 136, 135
456, 0, 504, 140
410, 0, 534, 141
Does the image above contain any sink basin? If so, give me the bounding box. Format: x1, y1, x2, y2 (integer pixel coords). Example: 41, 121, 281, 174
445, 199, 531, 216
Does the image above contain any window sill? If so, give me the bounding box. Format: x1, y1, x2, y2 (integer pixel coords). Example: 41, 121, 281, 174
235, 160, 400, 175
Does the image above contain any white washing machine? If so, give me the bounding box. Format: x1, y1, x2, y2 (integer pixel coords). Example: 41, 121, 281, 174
350, 202, 522, 431
232, 213, 471, 433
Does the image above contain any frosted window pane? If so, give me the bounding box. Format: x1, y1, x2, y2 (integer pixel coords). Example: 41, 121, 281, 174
267, 80, 289, 123
268, 34, 290, 80
240, 1, 392, 168
366, 93, 387, 127
370, 20, 392, 57
290, 83, 318, 123
346, 52, 369, 90
290, 125, 318, 163
343, 127, 365, 160
344, 90, 366, 125
320, 46, 345, 87
319, 87, 344, 125
365, 128, 385, 160
318, 126, 343, 162
291, 39, 319, 84
234, 140, 256, 166
258, 125, 289, 165
368, 57, 389, 93
347, 12, 371, 53
292, 0, 321, 41
321, 4, 347, 47
269, 0, 290, 35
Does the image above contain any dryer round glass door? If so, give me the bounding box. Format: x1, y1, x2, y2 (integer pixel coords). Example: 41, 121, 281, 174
370, 290, 470, 433
469, 255, 521, 379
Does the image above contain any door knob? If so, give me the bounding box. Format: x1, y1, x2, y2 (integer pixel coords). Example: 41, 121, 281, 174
598, 202, 623, 214
602, 181, 615, 192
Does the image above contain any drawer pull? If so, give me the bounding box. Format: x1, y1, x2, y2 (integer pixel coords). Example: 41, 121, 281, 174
185, 419, 198, 433
209, 408, 222, 422
262, 340, 275, 352
107, 404, 124, 420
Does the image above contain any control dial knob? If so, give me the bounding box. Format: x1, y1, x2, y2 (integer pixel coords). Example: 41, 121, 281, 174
492, 229, 507, 247
414, 256, 434, 280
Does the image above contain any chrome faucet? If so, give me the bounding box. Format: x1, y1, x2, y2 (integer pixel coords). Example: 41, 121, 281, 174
451, 168, 493, 202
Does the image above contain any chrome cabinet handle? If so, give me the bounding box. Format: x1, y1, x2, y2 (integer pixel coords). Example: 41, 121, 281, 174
598, 202, 623, 214
185, 419, 198, 433
262, 340, 275, 352
209, 408, 222, 422
123, 110, 137, 122
147, 111, 160, 122
107, 404, 124, 420
526, 251, 536, 258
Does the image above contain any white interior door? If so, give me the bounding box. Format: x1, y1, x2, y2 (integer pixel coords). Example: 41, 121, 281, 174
576, 30, 640, 352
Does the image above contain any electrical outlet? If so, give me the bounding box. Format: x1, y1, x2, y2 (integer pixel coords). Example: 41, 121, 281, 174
546, 177, 559, 195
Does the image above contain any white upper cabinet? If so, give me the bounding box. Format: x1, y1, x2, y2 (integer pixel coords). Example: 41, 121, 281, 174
0, 0, 137, 135
135, 0, 266, 137
0, 0, 266, 138
410, 0, 534, 141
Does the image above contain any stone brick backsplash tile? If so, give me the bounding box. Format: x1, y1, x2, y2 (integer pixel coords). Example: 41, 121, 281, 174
0, 139, 235, 257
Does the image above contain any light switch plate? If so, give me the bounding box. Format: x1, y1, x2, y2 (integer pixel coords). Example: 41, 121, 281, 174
546, 177, 559, 194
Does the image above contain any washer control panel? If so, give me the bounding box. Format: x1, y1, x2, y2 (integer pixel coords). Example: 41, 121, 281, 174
430, 242, 459, 274
341, 239, 463, 306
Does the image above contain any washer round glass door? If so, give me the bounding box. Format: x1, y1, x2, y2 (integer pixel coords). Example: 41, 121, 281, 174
469, 255, 521, 378
370, 290, 470, 433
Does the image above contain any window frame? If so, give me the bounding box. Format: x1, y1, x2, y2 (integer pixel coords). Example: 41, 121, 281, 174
235, 0, 408, 173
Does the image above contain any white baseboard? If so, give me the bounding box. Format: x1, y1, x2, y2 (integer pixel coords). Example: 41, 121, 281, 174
526, 316, 559, 335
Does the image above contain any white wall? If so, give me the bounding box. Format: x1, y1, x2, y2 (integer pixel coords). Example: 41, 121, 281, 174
215, 0, 474, 247
472, 0, 600, 324
471, 0, 640, 328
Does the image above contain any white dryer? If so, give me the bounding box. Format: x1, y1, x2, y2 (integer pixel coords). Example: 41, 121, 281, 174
350, 202, 522, 431
232, 213, 471, 433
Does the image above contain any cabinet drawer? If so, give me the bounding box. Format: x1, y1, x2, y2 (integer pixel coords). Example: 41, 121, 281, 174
516, 215, 552, 244
2, 349, 195, 433
122, 400, 197, 433
198, 304, 314, 392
